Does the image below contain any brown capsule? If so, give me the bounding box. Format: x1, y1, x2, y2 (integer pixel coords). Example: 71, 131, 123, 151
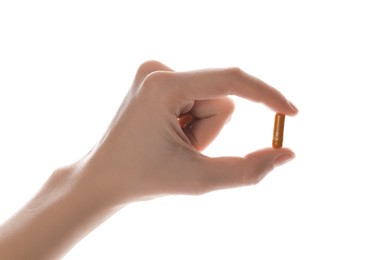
272, 113, 285, 149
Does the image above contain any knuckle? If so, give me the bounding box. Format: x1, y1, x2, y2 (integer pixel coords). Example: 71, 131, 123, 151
222, 67, 243, 95
241, 158, 265, 186
226, 66, 244, 78
141, 71, 171, 93
214, 97, 235, 124
222, 97, 235, 116
137, 60, 165, 75
134, 60, 170, 86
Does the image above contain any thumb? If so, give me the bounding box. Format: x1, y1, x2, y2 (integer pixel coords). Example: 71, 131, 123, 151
193, 148, 295, 194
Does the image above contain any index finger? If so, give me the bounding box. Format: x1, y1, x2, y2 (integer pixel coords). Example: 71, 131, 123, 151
165, 67, 298, 116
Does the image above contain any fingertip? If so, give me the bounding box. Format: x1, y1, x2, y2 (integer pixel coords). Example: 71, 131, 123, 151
245, 147, 295, 169
273, 149, 296, 167
287, 100, 299, 115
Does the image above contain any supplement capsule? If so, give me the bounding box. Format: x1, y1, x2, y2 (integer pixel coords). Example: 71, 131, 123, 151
272, 113, 285, 149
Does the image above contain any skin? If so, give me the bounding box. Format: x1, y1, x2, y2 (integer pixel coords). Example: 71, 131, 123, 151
0, 61, 298, 259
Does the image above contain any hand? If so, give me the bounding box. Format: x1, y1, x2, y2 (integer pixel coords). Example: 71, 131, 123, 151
0, 61, 298, 259
79, 60, 298, 206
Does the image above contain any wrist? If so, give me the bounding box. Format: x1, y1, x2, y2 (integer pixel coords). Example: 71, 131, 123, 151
51, 161, 123, 216
0, 162, 122, 260
43, 163, 123, 258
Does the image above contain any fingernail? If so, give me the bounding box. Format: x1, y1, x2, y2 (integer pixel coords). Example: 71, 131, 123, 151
288, 101, 299, 113
273, 153, 295, 167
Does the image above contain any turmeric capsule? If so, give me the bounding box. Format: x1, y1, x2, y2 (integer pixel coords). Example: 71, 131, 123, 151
272, 113, 285, 149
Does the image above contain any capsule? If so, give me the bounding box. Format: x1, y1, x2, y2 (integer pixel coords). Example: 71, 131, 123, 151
272, 113, 285, 149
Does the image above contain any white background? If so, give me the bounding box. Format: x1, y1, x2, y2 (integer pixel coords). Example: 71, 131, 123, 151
1, 0, 389, 259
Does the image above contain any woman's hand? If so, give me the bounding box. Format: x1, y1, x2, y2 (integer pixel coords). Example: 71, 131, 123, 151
80, 60, 298, 206
0, 61, 298, 259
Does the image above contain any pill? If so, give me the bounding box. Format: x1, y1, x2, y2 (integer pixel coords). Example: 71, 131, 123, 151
178, 113, 194, 129
272, 113, 285, 149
